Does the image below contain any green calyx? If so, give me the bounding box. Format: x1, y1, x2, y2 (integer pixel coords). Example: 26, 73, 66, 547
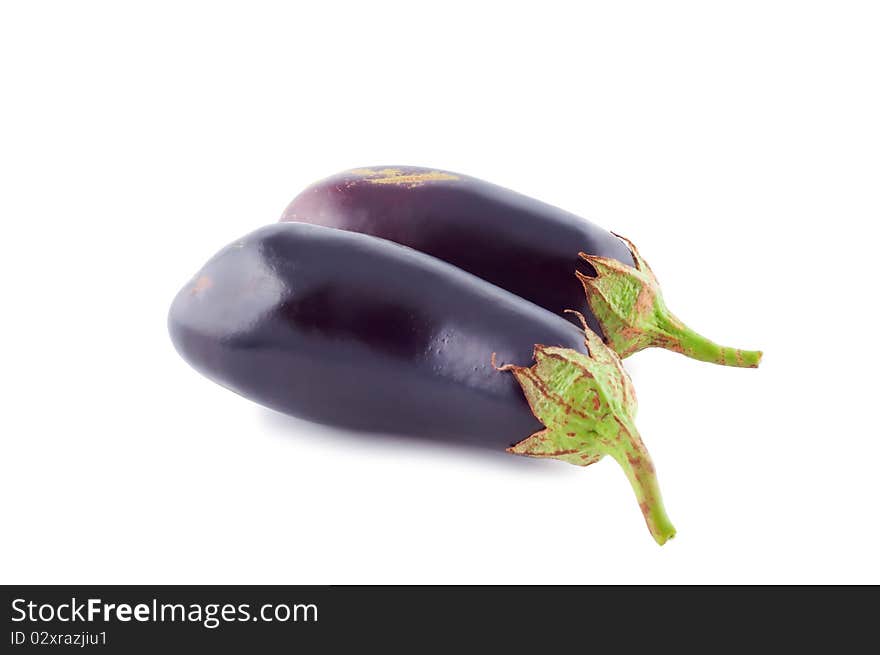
498, 315, 675, 545
577, 234, 763, 368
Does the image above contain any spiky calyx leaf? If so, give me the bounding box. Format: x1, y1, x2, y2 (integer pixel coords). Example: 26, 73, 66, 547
497, 321, 675, 545
577, 234, 763, 368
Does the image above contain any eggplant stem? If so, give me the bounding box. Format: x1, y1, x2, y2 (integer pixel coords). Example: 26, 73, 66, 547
656, 311, 763, 368
500, 334, 675, 546
577, 235, 763, 368
611, 436, 676, 545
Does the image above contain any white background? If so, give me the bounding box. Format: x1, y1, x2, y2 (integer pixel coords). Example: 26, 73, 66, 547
2, 1, 878, 584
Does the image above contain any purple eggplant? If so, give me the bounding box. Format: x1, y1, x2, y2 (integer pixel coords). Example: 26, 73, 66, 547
169, 223, 674, 544
281, 166, 761, 368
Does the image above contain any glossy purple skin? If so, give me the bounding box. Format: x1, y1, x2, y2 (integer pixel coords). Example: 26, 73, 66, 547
169, 223, 590, 448
281, 166, 635, 335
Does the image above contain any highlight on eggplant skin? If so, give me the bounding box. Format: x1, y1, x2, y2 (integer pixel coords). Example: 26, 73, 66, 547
280, 166, 762, 368
168, 222, 675, 544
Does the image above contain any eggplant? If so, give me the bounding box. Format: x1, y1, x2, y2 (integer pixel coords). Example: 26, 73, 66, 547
169, 223, 674, 544
281, 166, 761, 368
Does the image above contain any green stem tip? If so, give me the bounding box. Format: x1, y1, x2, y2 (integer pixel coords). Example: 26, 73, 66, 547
577, 233, 762, 368
496, 321, 675, 545
613, 449, 676, 545
656, 310, 763, 368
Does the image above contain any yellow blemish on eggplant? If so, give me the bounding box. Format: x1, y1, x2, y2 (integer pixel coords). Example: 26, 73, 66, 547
368, 172, 459, 187
190, 275, 212, 295
348, 168, 404, 177
347, 168, 459, 187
